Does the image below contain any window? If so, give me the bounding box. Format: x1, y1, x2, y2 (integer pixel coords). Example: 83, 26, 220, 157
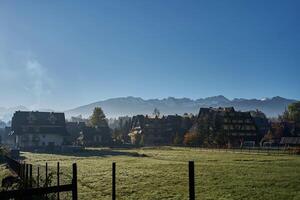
48, 142, 55, 146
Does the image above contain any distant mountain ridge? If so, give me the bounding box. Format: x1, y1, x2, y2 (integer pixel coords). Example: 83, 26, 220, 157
0, 96, 297, 122
65, 96, 297, 118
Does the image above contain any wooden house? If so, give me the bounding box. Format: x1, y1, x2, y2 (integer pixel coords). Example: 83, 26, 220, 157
11, 111, 68, 150
194, 107, 260, 147
128, 114, 194, 145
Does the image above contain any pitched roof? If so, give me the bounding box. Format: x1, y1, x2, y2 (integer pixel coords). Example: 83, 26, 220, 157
11, 111, 67, 135
12, 111, 65, 126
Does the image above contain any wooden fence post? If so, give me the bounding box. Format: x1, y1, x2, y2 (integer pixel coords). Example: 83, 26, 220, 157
57, 162, 60, 200
20, 163, 23, 180
23, 162, 26, 181
18, 162, 21, 177
37, 166, 40, 187
189, 161, 195, 200
46, 162, 48, 187
112, 162, 116, 200
29, 164, 33, 188
45, 162, 48, 199
25, 164, 29, 188
72, 163, 78, 200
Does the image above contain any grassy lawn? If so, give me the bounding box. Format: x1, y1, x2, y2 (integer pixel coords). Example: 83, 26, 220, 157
21, 147, 300, 200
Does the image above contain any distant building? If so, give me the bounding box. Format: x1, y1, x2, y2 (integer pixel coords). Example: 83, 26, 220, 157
11, 111, 68, 149
81, 125, 111, 146
65, 120, 112, 147
66, 121, 86, 145
128, 115, 194, 145
193, 107, 260, 147
263, 121, 300, 146
250, 110, 270, 136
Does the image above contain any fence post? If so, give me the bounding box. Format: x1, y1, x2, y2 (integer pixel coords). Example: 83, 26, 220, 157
18, 162, 21, 177
37, 166, 40, 187
25, 164, 29, 188
57, 162, 60, 200
189, 161, 195, 200
46, 162, 48, 187
29, 164, 33, 188
112, 162, 116, 200
23, 162, 26, 181
72, 163, 78, 200
20, 163, 23, 180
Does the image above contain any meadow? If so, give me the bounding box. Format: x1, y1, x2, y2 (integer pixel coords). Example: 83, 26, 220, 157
20, 147, 300, 200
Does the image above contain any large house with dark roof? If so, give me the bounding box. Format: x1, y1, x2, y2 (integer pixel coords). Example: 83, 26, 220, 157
11, 111, 68, 149
128, 114, 194, 145
192, 107, 261, 147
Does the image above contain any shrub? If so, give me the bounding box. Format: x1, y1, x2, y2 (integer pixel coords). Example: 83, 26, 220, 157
183, 132, 200, 146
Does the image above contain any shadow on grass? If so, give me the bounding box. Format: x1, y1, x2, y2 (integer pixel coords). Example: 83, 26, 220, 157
22, 149, 148, 158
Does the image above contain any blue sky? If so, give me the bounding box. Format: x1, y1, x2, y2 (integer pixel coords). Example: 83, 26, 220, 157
0, 0, 299, 110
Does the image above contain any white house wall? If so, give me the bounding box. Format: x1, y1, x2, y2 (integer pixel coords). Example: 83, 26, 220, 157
17, 134, 64, 148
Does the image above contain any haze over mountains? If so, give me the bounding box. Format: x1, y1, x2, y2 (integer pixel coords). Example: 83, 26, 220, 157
65, 96, 296, 119
0, 96, 297, 122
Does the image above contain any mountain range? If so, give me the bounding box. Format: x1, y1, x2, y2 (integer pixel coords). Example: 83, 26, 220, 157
65, 96, 297, 119
0, 96, 297, 122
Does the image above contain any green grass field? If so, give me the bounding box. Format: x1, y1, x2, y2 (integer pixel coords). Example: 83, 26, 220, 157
21, 147, 300, 200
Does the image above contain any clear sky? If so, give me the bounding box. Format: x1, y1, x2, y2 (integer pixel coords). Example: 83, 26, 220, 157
0, 0, 299, 110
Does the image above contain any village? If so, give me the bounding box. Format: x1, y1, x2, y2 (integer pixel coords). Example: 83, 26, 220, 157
0, 102, 299, 199
1, 1, 299, 199
1, 101, 299, 152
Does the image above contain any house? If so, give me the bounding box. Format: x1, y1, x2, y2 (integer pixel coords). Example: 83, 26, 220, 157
262, 121, 300, 147
81, 126, 111, 146
11, 111, 68, 150
65, 120, 112, 147
193, 107, 260, 147
66, 121, 86, 145
128, 114, 194, 145
250, 110, 270, 136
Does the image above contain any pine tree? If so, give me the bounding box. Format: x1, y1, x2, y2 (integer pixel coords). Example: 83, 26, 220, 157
89, 107, 108, 128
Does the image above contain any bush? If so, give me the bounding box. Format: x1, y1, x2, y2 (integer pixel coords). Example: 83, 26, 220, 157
183, 132, 200, 146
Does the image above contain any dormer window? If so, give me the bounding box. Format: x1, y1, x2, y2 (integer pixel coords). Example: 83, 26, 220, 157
48, 114, 57, 124
27, 113, 36, 124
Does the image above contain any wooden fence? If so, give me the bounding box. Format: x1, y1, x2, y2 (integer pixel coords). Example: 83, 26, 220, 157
111, 161, 196, 200
1, 156, 78, 200
3, 156, 196, 200
173, 145, 300, 155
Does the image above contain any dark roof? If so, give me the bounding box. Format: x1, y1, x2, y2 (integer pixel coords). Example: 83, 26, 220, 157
12, 111, 65, 126
11, 111, 67, 135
